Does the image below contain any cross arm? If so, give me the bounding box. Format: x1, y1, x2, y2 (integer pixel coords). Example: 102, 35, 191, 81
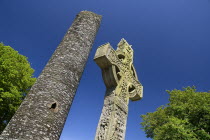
94, 43, 117, 69
128, 80, 143, 101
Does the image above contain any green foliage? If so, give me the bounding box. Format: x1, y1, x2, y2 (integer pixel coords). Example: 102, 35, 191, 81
0, 43, 36, 133
141, 87, 210, 140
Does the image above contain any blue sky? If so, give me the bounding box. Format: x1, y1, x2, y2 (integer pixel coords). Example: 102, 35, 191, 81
0, 0, 210, 140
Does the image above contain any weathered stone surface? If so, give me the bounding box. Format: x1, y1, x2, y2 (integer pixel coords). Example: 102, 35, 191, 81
94, 39, 143, 140
0, 11, 101, 140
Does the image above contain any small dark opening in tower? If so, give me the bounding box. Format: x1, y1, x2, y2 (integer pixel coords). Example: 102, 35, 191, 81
50, 102, 57, 109
118, 54, 125, 61
129, 85, 135, 93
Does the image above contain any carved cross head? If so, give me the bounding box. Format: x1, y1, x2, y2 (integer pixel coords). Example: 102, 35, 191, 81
94, 38, 143, 103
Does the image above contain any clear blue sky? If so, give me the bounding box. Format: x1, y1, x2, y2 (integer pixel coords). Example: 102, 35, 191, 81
0, 0, 210, 140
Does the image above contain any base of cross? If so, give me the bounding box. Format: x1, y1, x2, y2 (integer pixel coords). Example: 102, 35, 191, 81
95, 89, 128, 140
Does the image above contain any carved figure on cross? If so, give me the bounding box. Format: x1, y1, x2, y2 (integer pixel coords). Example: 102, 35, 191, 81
94, 38, 143, 140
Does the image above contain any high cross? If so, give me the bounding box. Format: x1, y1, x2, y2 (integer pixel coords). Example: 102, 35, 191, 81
94, 38, 143, 140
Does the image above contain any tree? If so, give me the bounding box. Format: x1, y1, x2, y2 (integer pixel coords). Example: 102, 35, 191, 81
0, 43, 36, 133
141, 87, 210, 140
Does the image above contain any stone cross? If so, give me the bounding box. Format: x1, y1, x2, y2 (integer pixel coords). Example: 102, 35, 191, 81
94, 39, 143, 140
0, 11, 101, 140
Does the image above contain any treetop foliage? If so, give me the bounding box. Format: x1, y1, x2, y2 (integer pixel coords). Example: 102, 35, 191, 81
141, 87, 210, 140
0, 43, 36, 133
